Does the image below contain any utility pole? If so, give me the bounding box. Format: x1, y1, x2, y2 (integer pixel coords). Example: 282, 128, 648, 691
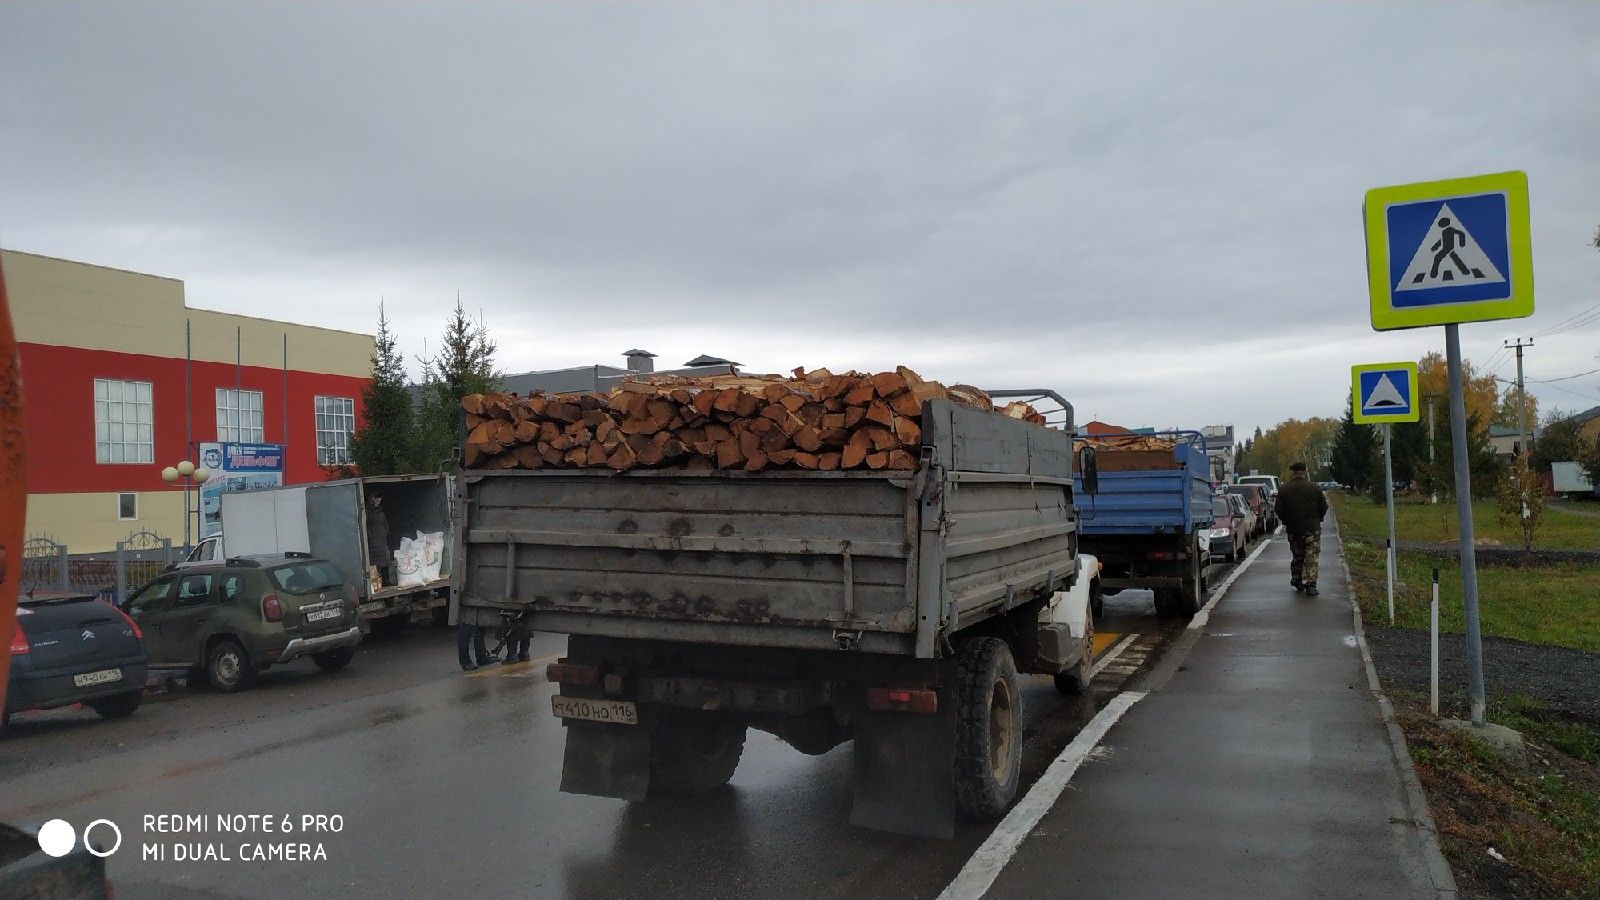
1505, 338, 1534, 458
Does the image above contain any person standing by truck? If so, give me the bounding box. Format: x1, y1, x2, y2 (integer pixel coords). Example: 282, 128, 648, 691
1275, 462, 1328, 595
365, 493, 392, 586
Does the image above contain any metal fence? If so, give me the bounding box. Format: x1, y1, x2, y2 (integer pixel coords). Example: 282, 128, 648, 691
17, 531, 179, 602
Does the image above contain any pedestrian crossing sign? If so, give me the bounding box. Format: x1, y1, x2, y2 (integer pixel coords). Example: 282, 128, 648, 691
1351, 362, 1420, 424
1364, 171, 1533, 331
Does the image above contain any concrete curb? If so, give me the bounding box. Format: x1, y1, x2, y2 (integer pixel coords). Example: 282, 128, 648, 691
1332, 516, 1461, 900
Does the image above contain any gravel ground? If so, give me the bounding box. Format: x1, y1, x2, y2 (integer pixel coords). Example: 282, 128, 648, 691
1364, 624, 1600, 725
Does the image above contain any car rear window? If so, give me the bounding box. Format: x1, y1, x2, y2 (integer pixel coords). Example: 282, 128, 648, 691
267, 561, 346, 596
1212, 499, 1232, 517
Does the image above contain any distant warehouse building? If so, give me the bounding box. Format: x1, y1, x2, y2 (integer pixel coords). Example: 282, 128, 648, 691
4, 249, 373, 552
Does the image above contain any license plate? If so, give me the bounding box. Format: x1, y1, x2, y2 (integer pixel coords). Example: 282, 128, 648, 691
551, 696, 638, 726
73, 668, 122, 688
358, 602, 385, 614
305, 609, 341, 622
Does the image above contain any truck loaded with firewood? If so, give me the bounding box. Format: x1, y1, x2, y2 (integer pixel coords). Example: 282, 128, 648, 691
452, 368, 1100, 838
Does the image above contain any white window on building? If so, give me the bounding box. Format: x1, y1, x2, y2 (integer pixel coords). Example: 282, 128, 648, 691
216, 388, 265, 443
315, 396, 356, 465
94, 379, 154, 464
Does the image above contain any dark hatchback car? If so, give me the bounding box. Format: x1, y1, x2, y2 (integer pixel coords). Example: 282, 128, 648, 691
1224, 483, 1271, 538
123, 554, 363, 692
5, 593, 148, 729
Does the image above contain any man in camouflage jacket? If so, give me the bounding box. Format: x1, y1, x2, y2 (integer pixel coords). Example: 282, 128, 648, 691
1275, 462, 1328, 595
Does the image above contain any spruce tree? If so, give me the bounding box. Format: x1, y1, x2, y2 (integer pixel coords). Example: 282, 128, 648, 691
348, 303, 416, 475
413, 297, 500, 471
1329, 398, 1374, 491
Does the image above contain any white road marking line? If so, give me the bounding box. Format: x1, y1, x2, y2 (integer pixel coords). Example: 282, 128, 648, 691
1088, 633, 1138, 678
1188, 536, 1272, 632
938, 690, 1147, 900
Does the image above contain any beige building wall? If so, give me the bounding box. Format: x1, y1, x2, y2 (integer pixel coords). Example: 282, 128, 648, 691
26, 491, 189, 554
3, 249, 371, 377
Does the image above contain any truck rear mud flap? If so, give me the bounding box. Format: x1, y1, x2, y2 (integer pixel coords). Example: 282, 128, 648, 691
560, 721, 652, 802
850, 694, 958, 839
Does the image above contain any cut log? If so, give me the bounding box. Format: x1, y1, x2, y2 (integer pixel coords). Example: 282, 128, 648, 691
870, 371, 908, 399
843, 382, 876, 407
888, 449, 916, 470
865, 451, 890, 470
793, 426, 823, 453
818, 452, 841, 471
792, 452, 821, 470
865, 400, 895, 428
890, 391, 923, 418
606, 442, 637, 470
715, 441, 745, 469
893, 417, 921, 445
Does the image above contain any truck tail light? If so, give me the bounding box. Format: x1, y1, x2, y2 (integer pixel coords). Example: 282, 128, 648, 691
8, 624, 29, 656
262, 593, 283, 622
1145, 551, 1176, 561
866, 687, 938, 714
114, 605, 144, 640
546, 662, 600, 686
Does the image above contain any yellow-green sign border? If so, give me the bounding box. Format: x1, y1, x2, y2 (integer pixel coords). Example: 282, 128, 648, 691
1351, 361, 1421, 424
1363, 171, 1533, 331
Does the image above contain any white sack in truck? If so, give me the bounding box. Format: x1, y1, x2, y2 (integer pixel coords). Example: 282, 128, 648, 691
415, 531, 444, 583
395, 536, 422, 587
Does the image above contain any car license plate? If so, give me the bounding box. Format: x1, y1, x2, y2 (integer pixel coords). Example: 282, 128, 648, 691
551, 696, 638, 726
358, 602, 386, 615
73, 668, 122, 688
305, 609, 341, 622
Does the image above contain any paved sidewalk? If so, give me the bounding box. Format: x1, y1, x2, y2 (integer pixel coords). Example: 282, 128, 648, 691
985, 517, 1445, 899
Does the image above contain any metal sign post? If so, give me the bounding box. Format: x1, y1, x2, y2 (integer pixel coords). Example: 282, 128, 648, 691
1383, 424, 1395, 624
1351, 363, 1417, 626
1364, 171, 1533, 726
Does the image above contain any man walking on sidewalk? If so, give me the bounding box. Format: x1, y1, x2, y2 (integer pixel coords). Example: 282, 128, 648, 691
1275, 462, 1328, 595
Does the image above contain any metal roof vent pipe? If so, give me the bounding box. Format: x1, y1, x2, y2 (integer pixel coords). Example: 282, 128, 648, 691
623, 349, 656, 374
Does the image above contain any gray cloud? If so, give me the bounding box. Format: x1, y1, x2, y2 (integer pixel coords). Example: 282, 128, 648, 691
3, 1, 1597, 436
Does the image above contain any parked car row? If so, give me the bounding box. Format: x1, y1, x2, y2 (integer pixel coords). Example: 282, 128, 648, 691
4, 552, 364, 731
1206, 475, 1282, 563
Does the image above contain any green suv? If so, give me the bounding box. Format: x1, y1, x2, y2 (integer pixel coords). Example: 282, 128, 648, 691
123, 553, 364, 692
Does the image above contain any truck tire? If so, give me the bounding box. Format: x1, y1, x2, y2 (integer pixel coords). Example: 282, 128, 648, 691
1179, 542, 1204, 617
207, 638, 258, 693
1153, 588, 1180, 619
1053, 617, 1094, 696
649, 708, 746, 794
955, 637, 1023, 819
312, 646, 355, 672
1090, 579, 1104, 620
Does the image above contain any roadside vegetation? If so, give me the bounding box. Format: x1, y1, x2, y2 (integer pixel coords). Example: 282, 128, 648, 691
1395, 694, 1600, 899
1334, 490, 1600, 898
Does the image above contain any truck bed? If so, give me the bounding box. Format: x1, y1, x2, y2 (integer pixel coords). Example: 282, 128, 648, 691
1074, 433, 1212, 536
456, 399, 1077, 658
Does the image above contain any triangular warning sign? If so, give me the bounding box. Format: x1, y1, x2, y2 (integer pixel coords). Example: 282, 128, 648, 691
1363, 374, 1407, 411
1394, 202, 1504, 292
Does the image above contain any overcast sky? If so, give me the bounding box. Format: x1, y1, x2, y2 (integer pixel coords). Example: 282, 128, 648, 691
3, 2, 1597, 437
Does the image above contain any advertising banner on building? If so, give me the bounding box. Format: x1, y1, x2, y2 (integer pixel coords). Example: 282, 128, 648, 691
198, 442, 285, 537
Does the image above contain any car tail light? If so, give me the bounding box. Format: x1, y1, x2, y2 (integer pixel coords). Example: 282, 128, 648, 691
262, 593, 283, 622
8, 624, 29, 656
114, 605, 144, 640
1146, 551, 1176, 561
546, 662, 600, 686
866, 687, 939, 714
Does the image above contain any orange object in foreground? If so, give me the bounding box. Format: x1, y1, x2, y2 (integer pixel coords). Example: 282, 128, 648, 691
0, 255, 24, 708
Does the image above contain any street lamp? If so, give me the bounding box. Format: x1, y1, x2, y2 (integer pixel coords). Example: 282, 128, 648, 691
162, 459, 212, 548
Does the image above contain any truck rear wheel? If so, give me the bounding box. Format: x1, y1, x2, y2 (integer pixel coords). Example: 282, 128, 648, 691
649, 708, 746, 794
1179, 545, 1203, 617
955, 637, 1022, 819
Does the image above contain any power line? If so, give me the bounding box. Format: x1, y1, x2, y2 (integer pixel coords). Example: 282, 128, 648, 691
1528, 305, 1600, 339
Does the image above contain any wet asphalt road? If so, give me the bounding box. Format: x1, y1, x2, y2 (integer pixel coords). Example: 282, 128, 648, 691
0, 566, 1238, 900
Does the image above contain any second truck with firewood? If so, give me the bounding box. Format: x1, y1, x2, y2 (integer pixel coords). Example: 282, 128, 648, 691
452, 369, 1100, 837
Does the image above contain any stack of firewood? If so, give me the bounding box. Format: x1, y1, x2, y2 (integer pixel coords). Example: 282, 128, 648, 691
460, 367, 1044, 472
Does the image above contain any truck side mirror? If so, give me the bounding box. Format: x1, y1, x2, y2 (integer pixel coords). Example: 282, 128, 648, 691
1080, 446, 1099, 495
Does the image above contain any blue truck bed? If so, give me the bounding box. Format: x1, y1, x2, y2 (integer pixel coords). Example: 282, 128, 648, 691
1070, 431, 1213, 619
1074, 432, 1213, 536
